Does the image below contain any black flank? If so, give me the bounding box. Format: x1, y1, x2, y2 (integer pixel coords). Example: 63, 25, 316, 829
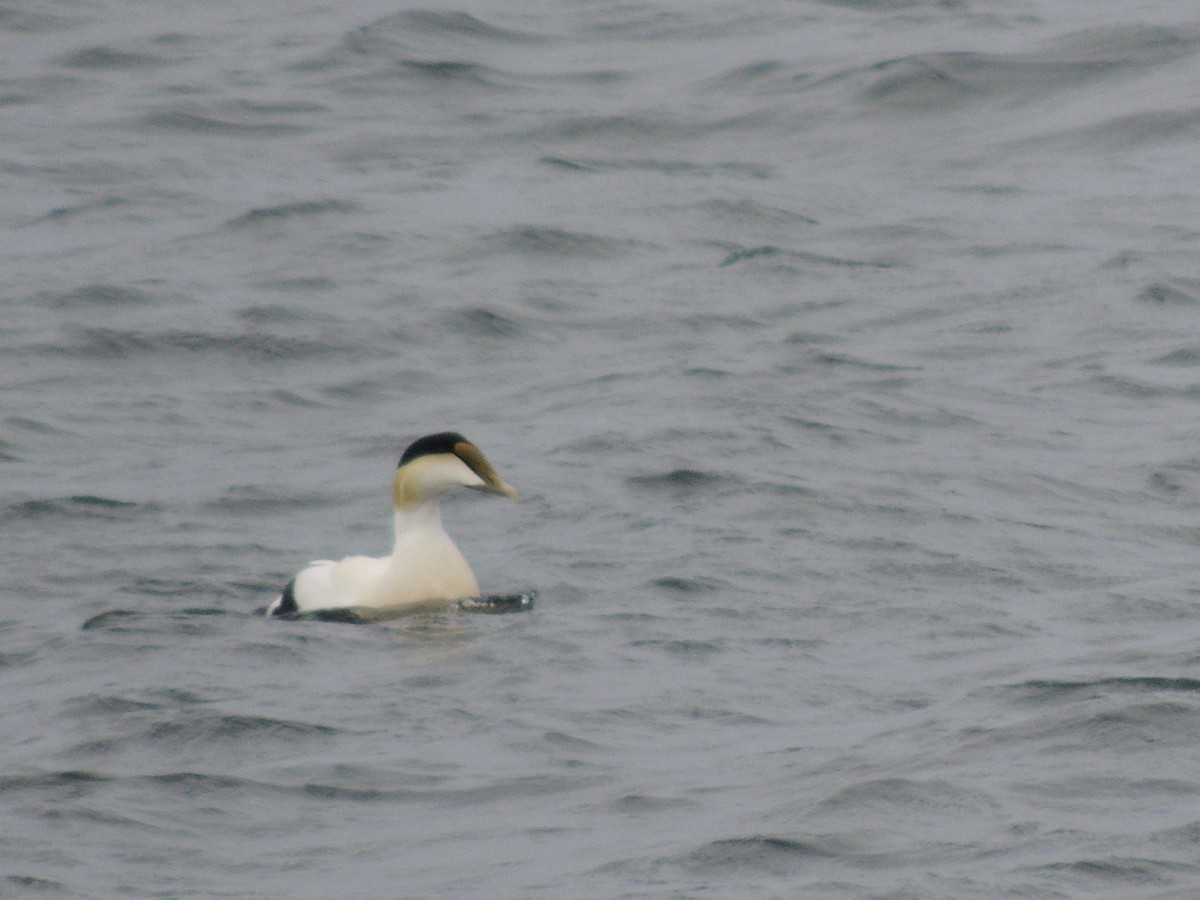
274, 578, 299, 615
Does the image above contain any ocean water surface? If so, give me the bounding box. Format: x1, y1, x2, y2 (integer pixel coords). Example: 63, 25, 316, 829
5, 0, 1200, 896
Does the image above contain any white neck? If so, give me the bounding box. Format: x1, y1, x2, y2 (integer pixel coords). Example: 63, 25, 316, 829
382, 497, 480, 601
392, 500, 443, 550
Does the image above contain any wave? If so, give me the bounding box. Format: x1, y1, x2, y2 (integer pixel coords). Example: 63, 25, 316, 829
343, 10, 548, 56
627, 468, 738, 494
42, 284, 155, 307
540, 156, 774, 180
690, 834, 845, 868
475, 225, 648, 259
39, 325, 362, 362
823, 25, 1200, 113
6, 495, 153, 523
60, 46, 168, 70
226, 199, 358, 228
298, 10, 550, 90
717, 245, 896, 269
141, 107, 310, 137
1011, 676, 1200, 698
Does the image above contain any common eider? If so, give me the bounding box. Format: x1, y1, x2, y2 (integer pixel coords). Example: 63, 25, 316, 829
265, 432, 517, 616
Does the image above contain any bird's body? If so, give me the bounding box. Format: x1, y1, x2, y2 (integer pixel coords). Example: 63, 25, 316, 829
266, 432, 516, 616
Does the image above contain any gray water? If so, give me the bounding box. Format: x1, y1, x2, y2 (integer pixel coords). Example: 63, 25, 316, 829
5, 0, 1200, 896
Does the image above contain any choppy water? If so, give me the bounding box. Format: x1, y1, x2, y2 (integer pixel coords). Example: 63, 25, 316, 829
6, 0, 1200, 896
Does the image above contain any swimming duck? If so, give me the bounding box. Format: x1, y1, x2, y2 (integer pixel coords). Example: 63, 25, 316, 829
266, 432, 517, 616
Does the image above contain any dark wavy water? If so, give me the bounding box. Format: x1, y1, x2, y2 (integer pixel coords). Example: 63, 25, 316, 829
6, 1, 1200, 896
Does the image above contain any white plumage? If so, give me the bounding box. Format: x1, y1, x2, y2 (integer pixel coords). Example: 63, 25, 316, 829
266, 432, 517, 616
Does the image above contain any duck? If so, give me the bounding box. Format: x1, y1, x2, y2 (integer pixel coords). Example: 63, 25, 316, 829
265, 432, 518, 616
